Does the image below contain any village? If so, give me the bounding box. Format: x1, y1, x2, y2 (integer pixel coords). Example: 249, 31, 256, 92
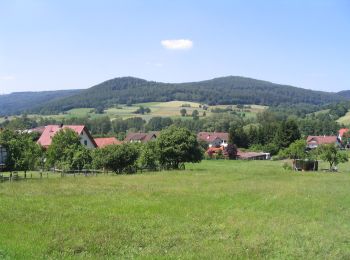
1, 123, 350, 180
1, 1, 350, 258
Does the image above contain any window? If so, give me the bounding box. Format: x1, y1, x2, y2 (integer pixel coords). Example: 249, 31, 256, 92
84, 140, 87, 146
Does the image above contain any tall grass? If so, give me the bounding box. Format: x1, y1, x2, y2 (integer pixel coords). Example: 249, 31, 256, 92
1, 160, 350, 259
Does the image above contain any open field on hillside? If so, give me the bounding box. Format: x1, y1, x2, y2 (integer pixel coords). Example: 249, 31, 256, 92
337, 111, 350, 126
1, 160, 350, 259
0, 102, 267, 123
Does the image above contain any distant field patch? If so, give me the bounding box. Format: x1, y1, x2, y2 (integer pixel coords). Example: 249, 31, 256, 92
337, 111, 350, 125
156, 101, 201, 108
1, 101, 268, 123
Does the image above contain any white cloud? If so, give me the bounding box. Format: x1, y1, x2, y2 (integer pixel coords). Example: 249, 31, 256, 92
146, 62, 164, 67
0, 75, 15, 81
161, 39, 193, 50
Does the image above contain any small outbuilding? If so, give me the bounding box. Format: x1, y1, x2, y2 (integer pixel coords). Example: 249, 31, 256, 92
293, 159, 318, 171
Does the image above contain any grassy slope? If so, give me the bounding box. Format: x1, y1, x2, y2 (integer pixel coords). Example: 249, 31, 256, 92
0, 101, 266, 123
1, 160, 350, 259
84, 102, 265, 120
337, 111, 350, 126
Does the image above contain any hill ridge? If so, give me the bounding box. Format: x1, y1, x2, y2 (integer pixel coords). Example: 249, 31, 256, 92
1, 76, 349, 116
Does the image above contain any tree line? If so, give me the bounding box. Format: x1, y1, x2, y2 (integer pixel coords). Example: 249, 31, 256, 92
1, 103, 346, 158
0, 126, 204, 174
27, 76, 346, 115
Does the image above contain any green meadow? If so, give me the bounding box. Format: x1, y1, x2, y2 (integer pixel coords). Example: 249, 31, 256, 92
1, 160, 350, 259
0, 102, 267, 123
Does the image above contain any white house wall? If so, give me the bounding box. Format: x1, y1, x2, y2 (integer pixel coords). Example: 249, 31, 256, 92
80, 130, 95, 149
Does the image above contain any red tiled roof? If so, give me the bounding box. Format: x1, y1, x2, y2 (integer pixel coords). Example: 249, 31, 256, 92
94, 137, 122, 148
37, 125, 96, 148
307, 136, 338, 145
339, 128, 349, 137
197, 132, 229, 143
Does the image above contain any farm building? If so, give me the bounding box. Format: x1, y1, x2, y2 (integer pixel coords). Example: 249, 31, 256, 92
124, 132, 158, 143
237, 150, 271, 160
37, 125, 97, 149
338, 128, 349, 140
339, 128, 350, 147
197, 132, 229, 148
94, 137, 122, 148
306, 136, 340, 149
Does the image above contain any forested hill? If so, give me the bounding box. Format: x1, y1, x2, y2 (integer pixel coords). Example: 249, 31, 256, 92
0, 90, 81, 116
337, 90, 350, 99
28, 76, 346, 114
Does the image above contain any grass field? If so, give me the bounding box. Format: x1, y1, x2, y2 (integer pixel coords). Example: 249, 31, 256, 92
337, 111, 350, 126
0, 102, 267, 123
1, 160, 350, 259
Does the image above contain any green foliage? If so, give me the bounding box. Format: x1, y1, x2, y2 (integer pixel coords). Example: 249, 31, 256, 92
0, 89, 81, 116
0, 129, 42, 172
225, 143, 238, 159
0, 114, 38, 130
145, 117, 173, 131
157, 126, 203, 169
103, 143, 140, 173
46, 128, 82, 169
180, 108, 187, 117
229, 126, 248, 148
273, 119, 301, 150
71, 147, 92, 170
138, 141, 159, 170
88, 116, 111, 135
278, 139, 308, 160
192, 109, 199, 120
27, 76, 347, 115
91, 148, 109, 170
134, 106, 151, 115
317, 144, 348, 170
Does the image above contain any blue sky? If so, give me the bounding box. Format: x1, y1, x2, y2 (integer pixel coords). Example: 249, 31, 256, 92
0, 0, 349, 94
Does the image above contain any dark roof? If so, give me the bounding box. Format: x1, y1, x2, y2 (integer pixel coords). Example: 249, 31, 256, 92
307, 136, 338, 145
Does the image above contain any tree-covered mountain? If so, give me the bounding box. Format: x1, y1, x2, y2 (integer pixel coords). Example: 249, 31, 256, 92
0, 90, 81, 116
1, 76, 348, 116
28, 76, 346, 114
337, 90, 350, 99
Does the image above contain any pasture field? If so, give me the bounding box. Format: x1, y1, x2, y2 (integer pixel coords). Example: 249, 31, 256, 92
0, 102, 267, 123
337, 111, 350, 126
1, 160, 350, 259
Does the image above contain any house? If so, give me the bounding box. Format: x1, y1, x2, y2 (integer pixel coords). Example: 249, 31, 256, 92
197, 132, 229, 148
306, 136, 340, 149
94, 137, 122, 148
124, 132, 158, 143
37, 125, 97, 149
206, 146, 227, 158
339, 128, 349, 140
338, 128, 350, 148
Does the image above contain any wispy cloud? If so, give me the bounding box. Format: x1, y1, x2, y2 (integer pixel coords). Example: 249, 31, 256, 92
161, 39, 193, 50
0, 75, 15, 81
146, 62, 164, 67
